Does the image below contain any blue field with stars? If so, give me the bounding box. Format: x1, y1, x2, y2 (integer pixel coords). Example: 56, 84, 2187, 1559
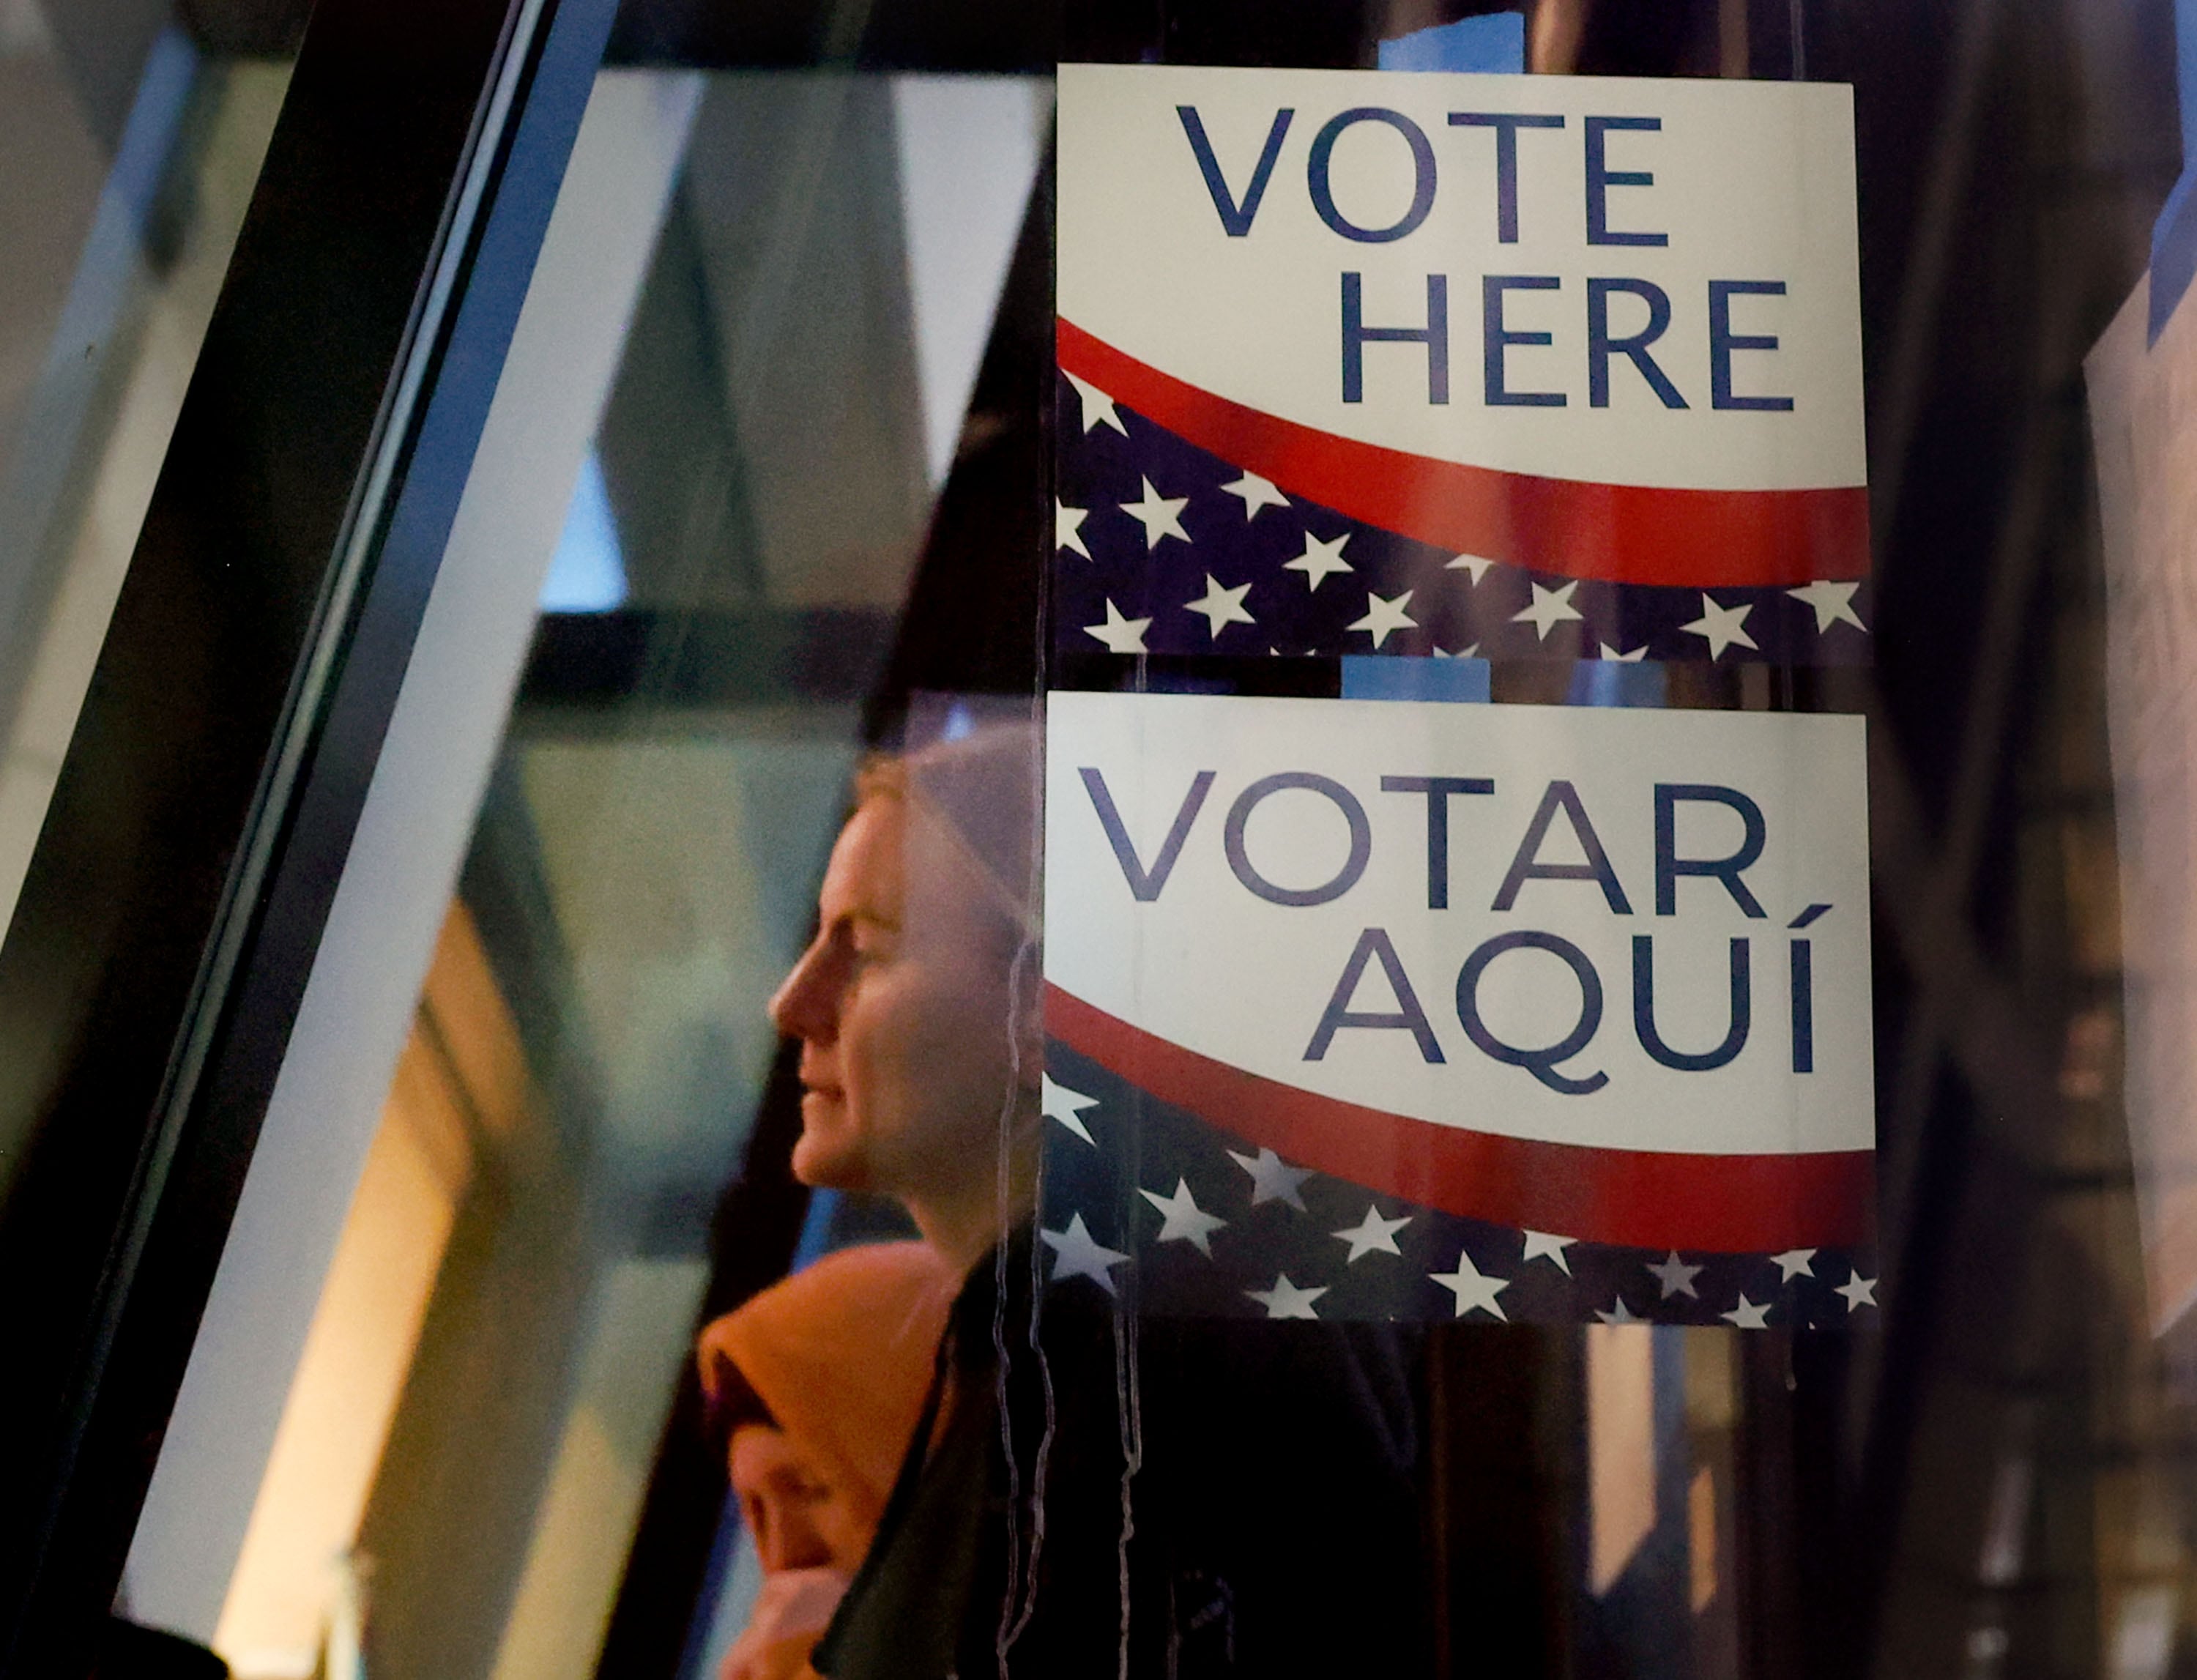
1039, 1039, 1879, 1329
1052, 370, 1873, 669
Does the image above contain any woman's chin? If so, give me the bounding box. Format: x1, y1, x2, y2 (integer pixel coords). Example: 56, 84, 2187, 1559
789, 1125, 867, 1192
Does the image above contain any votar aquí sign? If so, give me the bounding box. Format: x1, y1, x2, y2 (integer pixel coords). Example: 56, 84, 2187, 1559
1056, 64, 1866, 588
1043, 693, 1874, 1257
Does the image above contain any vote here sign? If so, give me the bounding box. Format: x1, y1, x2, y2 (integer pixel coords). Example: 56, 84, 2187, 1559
1053, 66, 1871, 669
1039, 693, 1878, 1327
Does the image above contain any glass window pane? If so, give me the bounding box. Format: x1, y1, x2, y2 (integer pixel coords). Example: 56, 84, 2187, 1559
123, 60, 1048, 1680
0, 25, 289, 926
105, 3, 2197, 1678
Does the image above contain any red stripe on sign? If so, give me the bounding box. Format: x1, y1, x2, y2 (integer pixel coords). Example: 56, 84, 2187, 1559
1057, 319, 1870, 591
1047, 984, 1874, 1253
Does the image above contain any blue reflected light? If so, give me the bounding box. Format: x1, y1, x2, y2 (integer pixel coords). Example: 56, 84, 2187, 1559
539, 450, 628, 613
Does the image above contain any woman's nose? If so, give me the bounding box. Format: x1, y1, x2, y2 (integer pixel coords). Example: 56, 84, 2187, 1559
768, 937, 839, 1044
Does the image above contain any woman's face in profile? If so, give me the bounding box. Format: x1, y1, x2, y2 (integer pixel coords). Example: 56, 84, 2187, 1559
729, 1424, 870, 1574
767, 795, 1024, 1205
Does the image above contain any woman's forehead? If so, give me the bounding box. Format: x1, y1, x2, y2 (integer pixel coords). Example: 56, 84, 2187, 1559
822, 798, 997, 934
819, 800, 905, 921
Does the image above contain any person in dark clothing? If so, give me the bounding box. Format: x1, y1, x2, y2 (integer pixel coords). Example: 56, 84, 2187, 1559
767, 726, 1434, 1677
814, 1231, 1434, 1680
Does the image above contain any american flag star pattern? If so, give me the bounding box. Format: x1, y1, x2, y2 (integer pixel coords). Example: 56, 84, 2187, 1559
1040, 1040, 1880, 1329
1052, 371, 1873, 669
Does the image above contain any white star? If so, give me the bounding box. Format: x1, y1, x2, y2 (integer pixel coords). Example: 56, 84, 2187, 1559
1647, 1251, 1703, 1299
1041, 1074, 1099, 1145
1245, 1273, 1328, 1319
1346, 589, 1417, 649
1681, 593, 1758, 658
1769, 1248, 1818, 1282
1512, 580, 1584, 640
1220, 471, 1289, 519
1720, 1293, 1772, 1329
1834, 1270, 1878, 1312
1332, 1205, 1410, 1263
1446, 553, 1493, 584
1430, 1249, 1512, 1320
1055, 499, 1090, 560
1227, 1146, 1312, 1211
1285, 531, 1353, 590
1120, 476, 1190, 549
1787, 579, 1867, 634
1598, 642, 1646, 662
1065, 371, 1126, 434
1183, 573, 1255, 638
1521, 1230, 1577, 1274
1432, 642, 1481, 659
1082, 599, 1150, 654
1041, 1213, 1130, 1295
1595, 1297, 1644, 1325
1139, 1178, 1227, 1257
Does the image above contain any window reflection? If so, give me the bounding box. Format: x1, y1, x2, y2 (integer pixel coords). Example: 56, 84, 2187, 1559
122, 63, 1050, 1680
98, 0, 2197, 1674
0, 32, 289, 938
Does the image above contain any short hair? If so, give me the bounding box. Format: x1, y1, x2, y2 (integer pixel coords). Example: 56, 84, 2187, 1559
852, 753, 906, 806
853, 721, 1040, 943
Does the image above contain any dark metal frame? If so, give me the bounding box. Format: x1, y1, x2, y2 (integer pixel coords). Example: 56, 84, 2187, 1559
0, 0, 620, 1665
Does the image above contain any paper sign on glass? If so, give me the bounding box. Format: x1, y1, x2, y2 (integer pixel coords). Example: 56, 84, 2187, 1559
1039, 693, 1877, 1326
1054, 65, 1870, 666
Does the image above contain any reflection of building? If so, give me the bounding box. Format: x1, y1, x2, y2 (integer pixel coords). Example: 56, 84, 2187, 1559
97, 59, 1042, 1679
214, 908, 494, 1676
0, 22, 289, 937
